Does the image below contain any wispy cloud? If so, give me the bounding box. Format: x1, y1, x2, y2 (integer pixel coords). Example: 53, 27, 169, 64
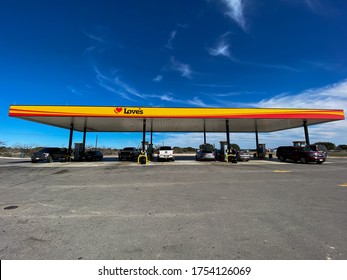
208, 33, 297, 71
304, 0, 325, 14
93, 65, 145, 101
152, 75, 163, 82
67, 86, 94, 97
218, 0, 247, 31
83, 29, 105, 44
208, 39, 231, 58
239, 60, 300, 72
114, 77, 145, 99
170, 57, 193, 79
208, 32, 233, 58
186, 97, 211, 107
165, 30, 177, 49
192, 83, 235, 88
287, 0, 336, 17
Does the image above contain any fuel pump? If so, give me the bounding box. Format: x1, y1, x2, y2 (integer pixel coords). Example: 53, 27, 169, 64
138, 141, 148, 164
219, 141, 228, 161
74, 143, 84, 161
257, 143, 266, 159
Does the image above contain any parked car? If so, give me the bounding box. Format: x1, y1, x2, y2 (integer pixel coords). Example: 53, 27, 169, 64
310, 144, 328, 157
237, 150, 250, 161
157, 146, 175, 161
31, 147, 67, 163
276, 146, 326, 164
196, 149, 216, 161
84, 150, 103, 161
118, 147, 141, 161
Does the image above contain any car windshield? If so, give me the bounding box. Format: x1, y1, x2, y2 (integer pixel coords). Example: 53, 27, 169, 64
123, 147, 135, 151
160, 146, 172, 150
310, 145, 328, 152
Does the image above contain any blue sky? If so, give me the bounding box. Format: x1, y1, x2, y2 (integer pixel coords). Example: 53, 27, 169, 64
1, 0, 346, 149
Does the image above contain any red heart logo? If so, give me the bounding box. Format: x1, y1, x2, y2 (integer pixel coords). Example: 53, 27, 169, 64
114, 107, 123, 114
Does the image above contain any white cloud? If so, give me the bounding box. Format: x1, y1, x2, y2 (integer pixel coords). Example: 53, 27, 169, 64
208, 39, 231, 58
165, 30, 177, 49
186, 97, 211, 107
219, 0, 246, 30
114, 77, 145, 99
83, 29, 105, 43
170, 57, 193, 79
158, 80, 347, 148
255, 80, 347, 109
253, 80, 347, 145
152, 75, 163, 82
93, 65, 146, 101
304, 0, 324, 13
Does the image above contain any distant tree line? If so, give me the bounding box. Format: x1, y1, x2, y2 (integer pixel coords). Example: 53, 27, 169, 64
314, 142, 346, 151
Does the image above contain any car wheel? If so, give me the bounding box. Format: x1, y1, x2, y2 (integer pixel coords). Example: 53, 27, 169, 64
47, 155, 53, 163
317, 161, 323, 164
279, 156, 285, 162
300, 157, 307, 164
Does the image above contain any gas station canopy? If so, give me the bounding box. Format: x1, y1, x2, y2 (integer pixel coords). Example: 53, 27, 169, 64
9, 105, 345, 133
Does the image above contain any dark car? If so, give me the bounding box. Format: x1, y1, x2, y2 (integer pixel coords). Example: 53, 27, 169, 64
84, 150, 103, 161
118, 147, 141, 161
310, 144, 328, 157
31, 147, 67, 163
276, 146, 326, 164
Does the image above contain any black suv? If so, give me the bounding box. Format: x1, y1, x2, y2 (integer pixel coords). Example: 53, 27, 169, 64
276, 146, 326, 164
31, 147, 67, 163
118, 147, 141, 161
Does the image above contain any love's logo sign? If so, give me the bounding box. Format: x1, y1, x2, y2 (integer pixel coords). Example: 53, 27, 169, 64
114, 107, 123, 114
114, 107, 144, 115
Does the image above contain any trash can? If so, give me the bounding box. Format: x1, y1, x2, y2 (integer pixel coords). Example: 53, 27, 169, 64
138, 154, 147, 164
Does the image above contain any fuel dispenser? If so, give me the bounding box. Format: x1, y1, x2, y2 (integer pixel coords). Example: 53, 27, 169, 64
138, 141, 148, 164
220, 141, 237, 163
219, 141, 228, 161
257, 143, 266, 159
74, 143, 84, 161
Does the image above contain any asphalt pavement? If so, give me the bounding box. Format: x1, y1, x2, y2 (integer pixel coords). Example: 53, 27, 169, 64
0, 156, 346, 260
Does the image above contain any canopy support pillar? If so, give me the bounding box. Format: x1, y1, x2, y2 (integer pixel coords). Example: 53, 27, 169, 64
68, 122, 74, 154
82, 118, 87, 154
225, 120, 230, 151
142, 119, 146, 152
203, 120, 206, 145
303, 120, 310, 146
255, 130, 259, 157
150, 121, 153, 146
